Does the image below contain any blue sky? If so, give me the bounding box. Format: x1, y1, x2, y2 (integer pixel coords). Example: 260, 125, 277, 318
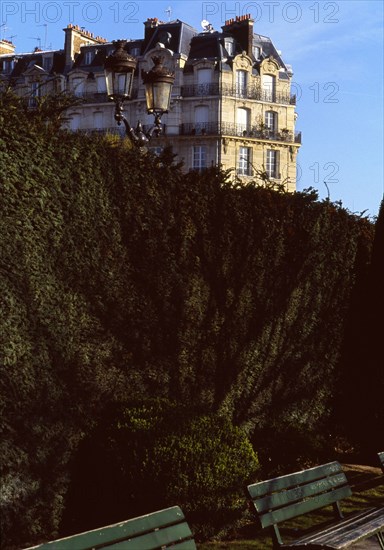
1, 0, 383, 217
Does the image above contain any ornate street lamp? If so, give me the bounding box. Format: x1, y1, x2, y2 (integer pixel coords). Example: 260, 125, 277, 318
105, 40, 175, 147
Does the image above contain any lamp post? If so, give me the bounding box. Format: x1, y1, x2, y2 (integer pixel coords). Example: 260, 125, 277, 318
105, 40, 175, 148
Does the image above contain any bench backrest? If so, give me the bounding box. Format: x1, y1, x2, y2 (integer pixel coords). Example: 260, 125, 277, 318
25, 506, 196, 550
379, 452, 384, 473
247, 461, 351, 545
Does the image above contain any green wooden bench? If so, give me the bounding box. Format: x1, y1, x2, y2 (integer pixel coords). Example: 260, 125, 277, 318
24, 506, 196, 549
247, 461, 384, 549
379, 451, 384, 473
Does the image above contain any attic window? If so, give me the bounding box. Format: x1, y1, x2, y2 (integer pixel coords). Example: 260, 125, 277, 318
130, 46, 140, 57
42, 56, 52, 71
225, 39, 234, 56
253, 45, 261, 60
2, 59, 14, 73
84, 51, 93, 65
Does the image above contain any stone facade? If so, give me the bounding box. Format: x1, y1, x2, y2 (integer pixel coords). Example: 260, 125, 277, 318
0, 15, 301, 189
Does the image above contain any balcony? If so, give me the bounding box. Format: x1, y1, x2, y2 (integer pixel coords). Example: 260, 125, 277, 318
180, 122, 301, 143
69, 88, 139, 103
180, 83, 296, 105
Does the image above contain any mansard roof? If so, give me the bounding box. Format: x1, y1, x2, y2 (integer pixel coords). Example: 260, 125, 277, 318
0, 18, 292, 79
7, 50, 65, 77
142, 19, 196, 57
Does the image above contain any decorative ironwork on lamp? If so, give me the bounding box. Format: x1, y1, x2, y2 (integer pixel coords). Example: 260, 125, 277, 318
105, 40, 175, 147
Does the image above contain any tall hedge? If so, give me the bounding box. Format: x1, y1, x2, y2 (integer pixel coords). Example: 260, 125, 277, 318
0, 93, 375, 548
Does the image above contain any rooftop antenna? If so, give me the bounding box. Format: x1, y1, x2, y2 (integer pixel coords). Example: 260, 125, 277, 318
1, 23, 8, 39
165, 6, 172, 21
38, 23, 47, 49
7, 34, 17, 42
28, 36, 41, 49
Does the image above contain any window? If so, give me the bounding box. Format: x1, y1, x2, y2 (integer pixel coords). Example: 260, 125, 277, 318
237, 107, 249, 135
84, 51, 93, 65
238, 147, 252, 176
253, 45, 261, 60
236, 70, 247, 97
2, 58, 14, 73
130, 46, 141, 57
197, 68, 212, 95
193, 145, 207, 171
70, 114, 81, 130
194, 105, 209, 134
93, 111, 103, 129
72, 77, 84, 96
262, 74, 276, 102
96, 75, 106, 93
266, 150, 279, 178
42, 56, 52, 71
31, 81, 40, 97
265, 111, 277, 132
225, 39, 235, 56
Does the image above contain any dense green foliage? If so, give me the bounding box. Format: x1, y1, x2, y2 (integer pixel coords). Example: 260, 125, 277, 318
0, 93, 377, 548
62, 400, 259, 540
336, 199, 384, 455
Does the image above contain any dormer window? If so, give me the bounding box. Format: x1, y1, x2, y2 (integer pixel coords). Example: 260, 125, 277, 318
2, 58, 14, 73
84, 51, 93, 65
130, 46, 140, 57
225, 39, 235, 57
253, 45, 261, 60
42, 56, 52, 71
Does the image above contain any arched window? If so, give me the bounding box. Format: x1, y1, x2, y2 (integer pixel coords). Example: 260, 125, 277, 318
237, 107, 250, 135
72, 77, 84, 96
236, 70, 247, 97
262, 74, 276, 102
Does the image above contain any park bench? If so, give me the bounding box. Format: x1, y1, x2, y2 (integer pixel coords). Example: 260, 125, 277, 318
379, 451, 384, 474
25, 505, 196, 549
247, 461, 384, 549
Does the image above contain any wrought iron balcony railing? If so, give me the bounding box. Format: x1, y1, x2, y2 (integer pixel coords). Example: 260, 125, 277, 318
70, 88, 139, 103
180, 83, 296, 105
71, 123, 301, 144
180, 122, 301, 143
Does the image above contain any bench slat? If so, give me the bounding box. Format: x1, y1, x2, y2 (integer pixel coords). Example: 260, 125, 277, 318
104, 523, 195, 550
287, 507, 384, 549
104, 541, 196, 550
257, 485, 351, 528
254, 472, 349, 513
248, 461, 342, 498
24, 506, 191, 550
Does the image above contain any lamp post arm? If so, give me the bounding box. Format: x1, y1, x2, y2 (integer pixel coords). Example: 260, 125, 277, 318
144, 113, 163, 139
113, 99, 164, 147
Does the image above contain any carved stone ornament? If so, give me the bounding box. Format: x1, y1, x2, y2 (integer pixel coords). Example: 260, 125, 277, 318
263, 56, 279, 74
234, 53, 251, 70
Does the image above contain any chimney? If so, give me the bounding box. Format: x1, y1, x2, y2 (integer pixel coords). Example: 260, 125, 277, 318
63, 24, 107, 68
144, 17, 160, 44
222, 14, 254, 57
0, 39, 16, 55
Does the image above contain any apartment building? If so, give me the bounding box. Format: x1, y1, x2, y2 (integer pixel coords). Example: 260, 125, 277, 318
0, 15, 301, 189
